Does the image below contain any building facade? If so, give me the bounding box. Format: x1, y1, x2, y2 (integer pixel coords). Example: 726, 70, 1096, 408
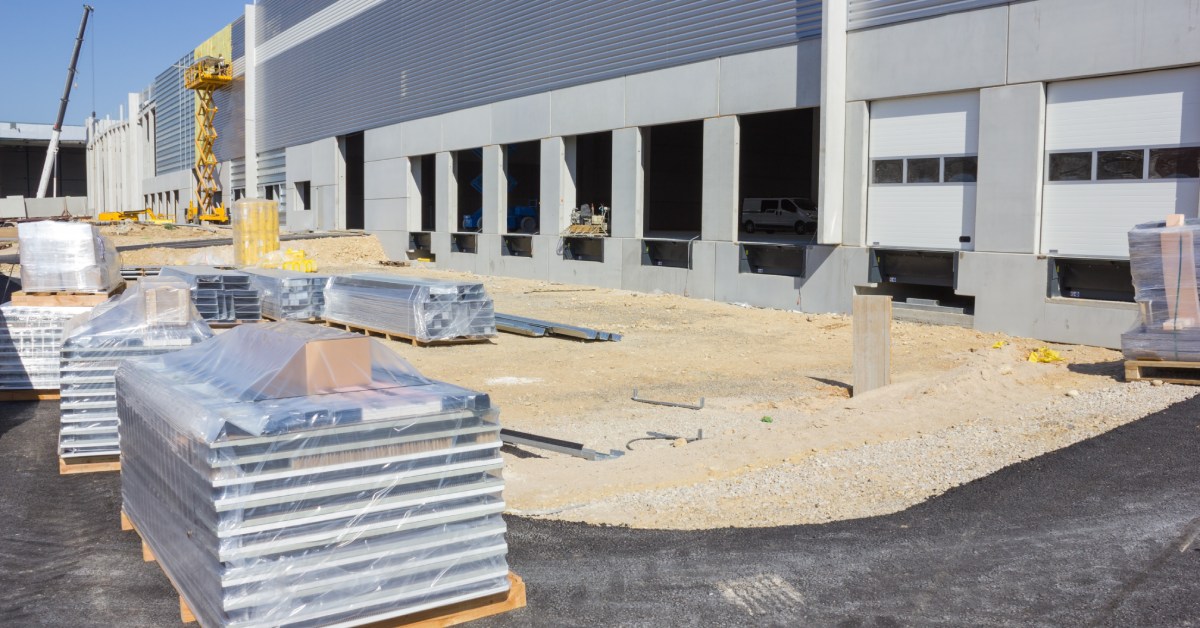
88, 0, 1200, 348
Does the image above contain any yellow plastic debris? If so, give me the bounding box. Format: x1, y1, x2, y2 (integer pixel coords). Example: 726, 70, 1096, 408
256, 248, 318, 273
991, 341, 1008, 349
1027, 347, 1063, 363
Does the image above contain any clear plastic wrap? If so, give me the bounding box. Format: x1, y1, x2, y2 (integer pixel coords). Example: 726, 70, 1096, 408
1123, 217, 1200, 361
232, 199, 280, 266
159, 266, 262, 323
242, 269, 329, 321
17, 221, 122, 292
0, 304, 91, 390
58, 278, 213, 459
324, 274, 497, 342
116, 322, 509, 627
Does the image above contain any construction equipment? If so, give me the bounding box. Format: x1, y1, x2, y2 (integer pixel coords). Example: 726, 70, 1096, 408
36, 5, 93, 199
183, 55, 232, 224
562, 203, 610, 237
97, 208, 173, 223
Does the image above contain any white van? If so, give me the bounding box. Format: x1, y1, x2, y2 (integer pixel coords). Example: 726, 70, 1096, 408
740, 198, 818, 234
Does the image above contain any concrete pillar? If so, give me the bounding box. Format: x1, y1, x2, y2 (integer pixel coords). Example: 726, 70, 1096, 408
405, 156, 423, 232
975, 82, 1046, 254
702, 116, 739, 242
540, 136, 574, 236
435, 151, 455, 233
611, 127, 644, 239
243, 4, 259, 194
483, 144, 504, 234
841, 101, 869, 247
819, 0, 848, 245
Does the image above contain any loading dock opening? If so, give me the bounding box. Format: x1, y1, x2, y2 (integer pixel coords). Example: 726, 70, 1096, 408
573, 131, 612, 220
341, 131, 365, 230
1049, 259, 1135, 302
455, 149, 483, 233
505, 141, 540, 234
644, 121, 702, 238
738, 109, 819, 243
418, 154, 435, 232
863, 249, 974, 315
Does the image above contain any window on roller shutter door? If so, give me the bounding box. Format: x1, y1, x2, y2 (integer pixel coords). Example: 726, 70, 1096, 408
1097, 150, 1144, 180
1048, 152, 1093, 181
1149, 147, 1200, 179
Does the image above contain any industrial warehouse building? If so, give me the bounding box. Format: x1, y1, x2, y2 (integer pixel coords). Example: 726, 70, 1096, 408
87, 0, 1200, 348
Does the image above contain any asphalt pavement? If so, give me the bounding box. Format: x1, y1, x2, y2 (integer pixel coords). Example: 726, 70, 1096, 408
1, 398, 1197, 627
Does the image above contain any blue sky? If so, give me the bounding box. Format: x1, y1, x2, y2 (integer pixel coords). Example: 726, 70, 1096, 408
0, 0, 251, 125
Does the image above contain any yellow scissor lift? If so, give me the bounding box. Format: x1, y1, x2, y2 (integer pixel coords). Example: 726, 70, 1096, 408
184, 55, 232, 224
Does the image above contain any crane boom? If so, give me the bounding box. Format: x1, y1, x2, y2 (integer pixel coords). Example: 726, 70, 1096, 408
36, 4, 94, 199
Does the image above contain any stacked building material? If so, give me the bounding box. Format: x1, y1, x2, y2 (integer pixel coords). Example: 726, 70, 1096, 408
118, 322, 509, 627
159, 266, 262, 323
58, 278, 212, 460
324, 274, 496, 342
17, 220, 121, 293
242, 268, 329, 321
0, 305, 90, 390
1123, 216, 1200, 361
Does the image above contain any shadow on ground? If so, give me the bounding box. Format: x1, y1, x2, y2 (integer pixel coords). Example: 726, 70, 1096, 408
2, 397, 1197, 626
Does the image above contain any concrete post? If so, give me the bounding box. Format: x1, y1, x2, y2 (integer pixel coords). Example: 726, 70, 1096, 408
483, 145, 504, 234
405, 156, 423, 232
841, 101, 870, 247
819, 0, 848, 245
975, 82, 1046, 254
539, 136, 574, 236
611, 127, 644, 239
702, 116, 739, 242
435, 151, 455, 233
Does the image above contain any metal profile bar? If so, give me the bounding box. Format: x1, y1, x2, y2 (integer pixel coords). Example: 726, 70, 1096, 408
500, 428, 623, 461
631, 388, 705, 410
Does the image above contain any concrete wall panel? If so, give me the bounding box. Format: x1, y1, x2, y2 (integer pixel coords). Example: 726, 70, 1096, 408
399, 117, 442, 157
719, 41, 822, 115
626, 60, 720, 127
442, 106, 492, 152
364, 158, 406, 200
975, 82, 1045, 254
701, 117, 739, 242
364, 123, 403, 162
492, 94, 552, 146
846, 7, 1008, 101
550, 78, 626, 137
363, 198, 407, 232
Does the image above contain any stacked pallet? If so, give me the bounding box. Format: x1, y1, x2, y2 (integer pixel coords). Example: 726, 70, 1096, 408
0, 305, 90, 390
1122, 216, 1200, 363
17, 221, 122, 293
242, 268, 329, 321
58, 278, 212, 461
118, 322, 510, 627
159, 266, 262, 323
324, 274, 496, 343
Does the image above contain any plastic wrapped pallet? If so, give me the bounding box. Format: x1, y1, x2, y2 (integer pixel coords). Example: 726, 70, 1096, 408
17, 221, 121, 293
243, 269, 329, 321
159, 266, 262, 323
58, 278, 213, 459
324, 274, 497, 343
117, 322, 509, 627
1122, 215, 1200, 361
0, 304, 90, 389
232, 199, 280, 266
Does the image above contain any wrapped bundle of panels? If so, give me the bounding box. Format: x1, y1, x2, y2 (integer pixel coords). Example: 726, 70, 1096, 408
324, 274, 496, 343
17, 221, 121, 292
118, 323, 509, 627
1123, 217, 1200, 361
58, 278, 213, 459
232, 199, 280, 266
243, 269, 329, 321
0, 305, 90, 389
159, 266, 262, 323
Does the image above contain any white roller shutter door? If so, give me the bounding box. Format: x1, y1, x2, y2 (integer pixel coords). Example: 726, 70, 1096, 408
867, 91, 979, 251
1042, 66, 1200, 258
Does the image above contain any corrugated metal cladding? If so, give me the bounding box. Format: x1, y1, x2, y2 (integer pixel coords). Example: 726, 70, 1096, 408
231, 16, 245, 59
213, 73, 245, 162
258, 0, 339, 43
230, 158, 246, 189
153, 52, 194, 176
256, 0, 822, 152
848, 0, 1011, 30
257, 148, 287, 210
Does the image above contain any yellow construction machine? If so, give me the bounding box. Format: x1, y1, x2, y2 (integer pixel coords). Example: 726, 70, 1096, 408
184, 55, 233, 224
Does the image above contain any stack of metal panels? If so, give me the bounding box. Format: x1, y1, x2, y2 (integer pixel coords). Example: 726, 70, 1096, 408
242, 269, 329, 321
159, 266, 262, 323
1123, 218, 1200, 361
17, 221, 122, 293
58, 279, 213, 459
0, 305, 90, 390
324, 274, 496, 342
118, 323, 509, 627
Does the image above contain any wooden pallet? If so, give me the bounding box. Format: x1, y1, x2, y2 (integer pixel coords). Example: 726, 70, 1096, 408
121, 510, 526, 626
323, 318, 491, 348
207, 319, 265, 329
1124, 359, 1200, 385
11, 283, 126, 307
0, 389, 60, 401
59, 454, 121, 475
